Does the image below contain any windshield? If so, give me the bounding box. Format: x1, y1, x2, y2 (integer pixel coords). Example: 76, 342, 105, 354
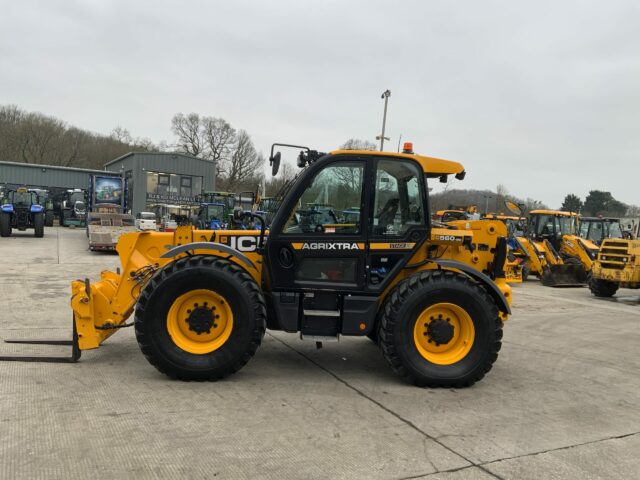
11, 191, 36, 206
606, 220, 623, 239
531, 214, 554, 236
557, 216, 576, 235
205, 205, 226, 220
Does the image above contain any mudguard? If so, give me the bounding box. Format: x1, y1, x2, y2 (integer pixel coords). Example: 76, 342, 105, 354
30, 205, 44, 213
430, 258, 512, 314
1, 204, 13, 213
160, 241, 256, 271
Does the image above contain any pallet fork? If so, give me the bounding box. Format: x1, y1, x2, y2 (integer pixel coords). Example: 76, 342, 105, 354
0, 318, 81, 363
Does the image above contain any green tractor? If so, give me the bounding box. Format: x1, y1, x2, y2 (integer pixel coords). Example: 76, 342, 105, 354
29, 189, 55, 227
1, 187, 45, 237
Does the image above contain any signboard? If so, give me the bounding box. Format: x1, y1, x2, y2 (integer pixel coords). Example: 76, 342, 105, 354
146, 192, 198, 205
94, 176, 124, 206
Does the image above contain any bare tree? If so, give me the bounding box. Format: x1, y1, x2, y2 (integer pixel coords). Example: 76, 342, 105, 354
110, 126, 133, 144
340, 138, 377, 151
223, 130, 264, 191
171, 113, 204, 156
0, 105, 157, 169
202, 117, 236, 164
265, 162, 297, 196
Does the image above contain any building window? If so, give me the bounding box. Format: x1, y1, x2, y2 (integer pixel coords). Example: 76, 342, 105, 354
158, 174, 170, 186
180, 176, 192, 197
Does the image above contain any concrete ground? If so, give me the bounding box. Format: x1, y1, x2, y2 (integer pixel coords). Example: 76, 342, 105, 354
0, 227, 638, 480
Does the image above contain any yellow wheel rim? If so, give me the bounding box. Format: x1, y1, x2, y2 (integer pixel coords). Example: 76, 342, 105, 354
413, 303, 475, 365
166, 289, 233, 354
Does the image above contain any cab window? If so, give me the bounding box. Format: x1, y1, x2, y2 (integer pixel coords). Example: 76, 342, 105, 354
282, 161, 364, 235
371, 159, 424, 236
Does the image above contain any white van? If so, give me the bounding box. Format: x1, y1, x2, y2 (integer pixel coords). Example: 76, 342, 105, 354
135, 212, 157, 231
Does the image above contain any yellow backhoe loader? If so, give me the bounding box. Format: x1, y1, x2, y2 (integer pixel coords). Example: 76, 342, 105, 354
1, 143, 512, 388
504, 204, 593, 286
589, 239, 640, 297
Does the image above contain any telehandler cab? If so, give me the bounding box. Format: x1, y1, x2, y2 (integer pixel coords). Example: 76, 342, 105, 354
0, 144, 512, 388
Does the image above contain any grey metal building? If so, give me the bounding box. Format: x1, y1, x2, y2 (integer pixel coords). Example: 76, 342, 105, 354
104, 152, 216, 217
1, 152, 216, 218
0, 160, 122, 190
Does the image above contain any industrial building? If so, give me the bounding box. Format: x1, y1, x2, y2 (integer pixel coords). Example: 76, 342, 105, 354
0, 152, 216, 219
104, 152, 216, 219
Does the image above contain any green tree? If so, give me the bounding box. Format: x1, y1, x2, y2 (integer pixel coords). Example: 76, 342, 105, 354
583, 190, 627, 216
560, 194, 582, 213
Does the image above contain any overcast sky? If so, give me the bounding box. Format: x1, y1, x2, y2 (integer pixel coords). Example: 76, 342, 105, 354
1, 0, 638, 207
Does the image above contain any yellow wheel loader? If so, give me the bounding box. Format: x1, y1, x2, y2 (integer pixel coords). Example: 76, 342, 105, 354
589, 239, 640, 297
0, 143, 512, 388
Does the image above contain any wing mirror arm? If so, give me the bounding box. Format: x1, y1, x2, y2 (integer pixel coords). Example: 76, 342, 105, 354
238, 211, 267, 253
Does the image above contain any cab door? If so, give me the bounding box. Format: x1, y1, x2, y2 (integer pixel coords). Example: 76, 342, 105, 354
365, 157, 430, 292
264, 156, 369, 292
263, 155, 373, 336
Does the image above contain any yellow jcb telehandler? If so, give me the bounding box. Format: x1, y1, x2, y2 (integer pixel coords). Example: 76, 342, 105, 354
0, 143, 512, 388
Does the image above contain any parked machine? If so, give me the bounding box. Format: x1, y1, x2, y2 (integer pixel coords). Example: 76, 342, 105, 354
433, 205, 479, 223
0, 143, 512, 389
193, 202, 228, 230
579, 217, 624, 245
29, 189, 55, 226
0, 187, 45, 237
86, 204, 136, 251
589, 239, 640, 297
59, 189, 87, 227
135, 212, 158, 231
503, 206, 594, 286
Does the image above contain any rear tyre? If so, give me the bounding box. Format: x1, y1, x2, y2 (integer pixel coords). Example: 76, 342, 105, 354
61, 209, 70, 227
135, 256, 266, 381
379, 270, 503, 388
589, 277, 619, 298
0, 213, 11, 237
44, 210, 54, 227
34, 213, 44, 237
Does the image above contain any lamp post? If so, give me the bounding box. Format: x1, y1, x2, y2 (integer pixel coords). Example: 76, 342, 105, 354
376, 89, 391, 151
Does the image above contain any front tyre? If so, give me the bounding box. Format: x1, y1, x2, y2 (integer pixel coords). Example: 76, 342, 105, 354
589, 277, 618, 298
34, 212, 44, 237
0, 213, 11, 237
135, 256, 266, 380
379, 270, 503, 388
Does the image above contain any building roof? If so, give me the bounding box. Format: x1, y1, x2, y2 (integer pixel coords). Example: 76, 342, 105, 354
0, 160, 120, 176
104, 151, 215, 168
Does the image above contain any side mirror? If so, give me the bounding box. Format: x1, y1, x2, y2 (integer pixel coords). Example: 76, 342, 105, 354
233, 208, 243, 221
270, 151, 281, 176
504, 200, 523, 217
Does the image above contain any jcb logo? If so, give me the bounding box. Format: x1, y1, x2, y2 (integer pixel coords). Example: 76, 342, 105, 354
227, 236, 258, 252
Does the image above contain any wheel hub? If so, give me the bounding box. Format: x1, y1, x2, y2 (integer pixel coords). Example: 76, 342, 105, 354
186, 306, 215, 335
426, 318, 455, 345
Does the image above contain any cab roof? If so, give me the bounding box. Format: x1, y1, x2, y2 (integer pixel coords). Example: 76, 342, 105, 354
529, 209, 578, 217
329, 149, 466, 178
580, 216, 620, 222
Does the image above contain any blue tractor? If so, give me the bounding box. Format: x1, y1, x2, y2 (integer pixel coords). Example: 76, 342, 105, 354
194, 203, 228, 230
1, 187, 45, 238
